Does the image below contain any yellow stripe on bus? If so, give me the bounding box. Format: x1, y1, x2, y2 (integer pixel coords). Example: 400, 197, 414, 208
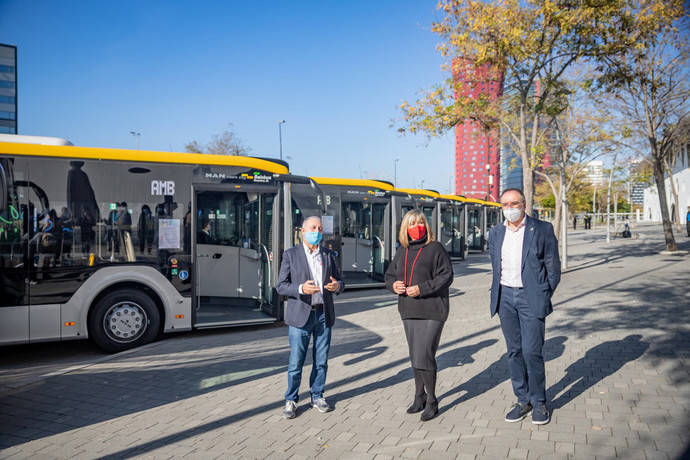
0, 142, 289, 174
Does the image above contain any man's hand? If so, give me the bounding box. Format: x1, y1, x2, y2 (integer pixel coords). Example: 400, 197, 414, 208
301, 280, 320, 295
405, 285, 420, 297
324, 276, 340, 292
393, 280, 406, 295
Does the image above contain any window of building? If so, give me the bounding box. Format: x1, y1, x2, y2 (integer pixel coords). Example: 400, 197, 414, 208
0, 96, 16, 104
0, 111, 16, 120
0, 81, 14, 89
0, 65, 15, 74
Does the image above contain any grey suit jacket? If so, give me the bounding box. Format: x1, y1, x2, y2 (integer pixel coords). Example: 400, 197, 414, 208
488, 215, 561, 318
276, 244, 344, 328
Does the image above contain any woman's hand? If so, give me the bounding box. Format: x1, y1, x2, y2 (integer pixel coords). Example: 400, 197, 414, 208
405, 285, 420, 297
392, 280, 406, 295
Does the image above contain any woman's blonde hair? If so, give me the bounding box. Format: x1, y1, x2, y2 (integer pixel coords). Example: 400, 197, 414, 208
398, 209, 434, 248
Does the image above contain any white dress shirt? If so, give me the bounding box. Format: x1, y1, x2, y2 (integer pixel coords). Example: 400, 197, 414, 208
500, 218, 526, 288
299, 243, 324, 304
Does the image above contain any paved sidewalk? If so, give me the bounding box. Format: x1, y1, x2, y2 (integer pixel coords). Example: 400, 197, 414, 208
0, 224, 688, 459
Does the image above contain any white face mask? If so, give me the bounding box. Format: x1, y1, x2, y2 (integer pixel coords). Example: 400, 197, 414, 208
503, 207, 523, 223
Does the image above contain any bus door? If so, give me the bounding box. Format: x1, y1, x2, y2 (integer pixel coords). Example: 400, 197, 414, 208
0, 158, 30, 344
193, 185, 278, 327
341, 199, 372, 282
439, 202, 454, 255
390, 193, 415, 258
371, 201, 387, 281
467, 205, 483, 251
452, 203, 465, 259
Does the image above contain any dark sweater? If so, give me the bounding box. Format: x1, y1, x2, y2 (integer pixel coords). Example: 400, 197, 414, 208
385, 239, 454, 321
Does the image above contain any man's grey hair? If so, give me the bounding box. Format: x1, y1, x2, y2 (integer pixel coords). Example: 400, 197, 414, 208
499, 188, 526, 204
302, 215, 322, 229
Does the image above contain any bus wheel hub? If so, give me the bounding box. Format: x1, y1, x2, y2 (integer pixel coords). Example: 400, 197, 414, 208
103, 302, 148, 343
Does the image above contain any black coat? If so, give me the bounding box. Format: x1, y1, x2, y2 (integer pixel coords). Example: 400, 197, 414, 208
385, 239, 453, 322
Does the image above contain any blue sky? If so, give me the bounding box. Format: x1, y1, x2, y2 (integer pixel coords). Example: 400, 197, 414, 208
0, 0, 457, 192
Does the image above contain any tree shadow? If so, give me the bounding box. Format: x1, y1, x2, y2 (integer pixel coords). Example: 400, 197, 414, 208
438, 336, 567, 413
547, 335, 649, 410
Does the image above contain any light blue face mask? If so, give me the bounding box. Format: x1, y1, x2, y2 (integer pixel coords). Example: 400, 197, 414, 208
304, 231, 322, 245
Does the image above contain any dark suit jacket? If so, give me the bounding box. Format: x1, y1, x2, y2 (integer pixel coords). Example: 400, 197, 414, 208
276, 244, 344, 328
488, 215, 561, 319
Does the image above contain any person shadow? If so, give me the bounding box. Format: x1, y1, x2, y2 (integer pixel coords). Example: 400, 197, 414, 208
439, 336, 568, 414
328, 339, 498, 410
547, 334, 649, 410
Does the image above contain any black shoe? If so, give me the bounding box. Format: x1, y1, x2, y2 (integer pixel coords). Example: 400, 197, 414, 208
531, 404, 550, 425
505, 402, 532, 422
420, 399, 438, 421
406, 392, 427, 414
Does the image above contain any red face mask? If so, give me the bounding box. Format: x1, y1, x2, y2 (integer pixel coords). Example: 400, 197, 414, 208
407, 224, 427, 241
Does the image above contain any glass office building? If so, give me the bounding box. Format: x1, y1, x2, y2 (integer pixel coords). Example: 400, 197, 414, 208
0, 44, 17, 134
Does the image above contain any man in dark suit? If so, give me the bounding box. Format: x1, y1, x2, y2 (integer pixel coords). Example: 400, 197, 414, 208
277, 216, 344, 419
488, 188, 561, 425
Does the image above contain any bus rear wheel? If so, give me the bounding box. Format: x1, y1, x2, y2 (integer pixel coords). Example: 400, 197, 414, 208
89, 289, 161, 353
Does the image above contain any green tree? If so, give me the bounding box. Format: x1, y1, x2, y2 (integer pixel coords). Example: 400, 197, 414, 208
399, 0, 655, 215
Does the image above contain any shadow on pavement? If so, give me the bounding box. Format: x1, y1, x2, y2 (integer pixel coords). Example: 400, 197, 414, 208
438, 336, 567, 414
0, 316, 385, 450
547, 335, 649, 410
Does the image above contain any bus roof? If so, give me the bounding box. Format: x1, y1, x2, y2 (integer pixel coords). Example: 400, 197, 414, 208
440, 194, 468, 202
0, 142, 290, 174
395, 188, 441, 199
311, 177, 394, 191
0, 134, 74, 146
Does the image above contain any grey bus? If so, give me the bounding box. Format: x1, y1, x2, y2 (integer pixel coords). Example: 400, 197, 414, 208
0, 137, 323, 352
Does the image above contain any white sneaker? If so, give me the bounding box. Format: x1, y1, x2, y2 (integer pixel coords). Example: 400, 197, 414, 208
283, 400, 297, 419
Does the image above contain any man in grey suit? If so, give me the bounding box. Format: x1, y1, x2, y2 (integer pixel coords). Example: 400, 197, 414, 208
277, 216, 344, 419
488, 189, 561, 425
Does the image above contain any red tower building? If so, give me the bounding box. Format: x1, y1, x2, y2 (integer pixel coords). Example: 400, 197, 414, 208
453, 60, 503, 201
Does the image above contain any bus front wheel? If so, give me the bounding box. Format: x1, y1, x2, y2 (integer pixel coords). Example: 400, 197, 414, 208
89, 289, 161, 353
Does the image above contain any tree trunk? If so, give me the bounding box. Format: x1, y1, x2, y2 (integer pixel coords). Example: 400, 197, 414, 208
652, 158, 678, 251
663, 158, 682, 232
553, 192, 562, 243
523, 162, 534, 215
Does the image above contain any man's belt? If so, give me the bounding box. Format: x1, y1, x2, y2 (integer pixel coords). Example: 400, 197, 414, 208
311, 303, 324, 311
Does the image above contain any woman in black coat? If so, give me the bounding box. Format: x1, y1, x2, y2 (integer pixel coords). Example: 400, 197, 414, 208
385, 209, 453, 421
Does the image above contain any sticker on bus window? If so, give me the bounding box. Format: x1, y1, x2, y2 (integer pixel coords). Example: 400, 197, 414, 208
158, 218, 180, 249
322, 215, 334, 235
179, 270, 189, 281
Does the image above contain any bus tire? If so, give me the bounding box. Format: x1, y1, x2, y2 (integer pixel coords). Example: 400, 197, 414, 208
89, 289, 161, 353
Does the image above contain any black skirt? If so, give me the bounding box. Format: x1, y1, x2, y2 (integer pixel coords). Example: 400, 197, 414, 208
403, 319, 444, 370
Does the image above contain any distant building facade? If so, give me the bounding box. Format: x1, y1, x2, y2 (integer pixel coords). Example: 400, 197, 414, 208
643, 142, 690, 222
584, 160, 604, 187
0, 44, 17, 134
453, 59, 503, 201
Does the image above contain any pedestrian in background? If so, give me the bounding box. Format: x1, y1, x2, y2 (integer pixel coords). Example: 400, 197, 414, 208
277, 216, 344, 419
686, 206, 690, 237
488, 188, 561, 425
385, 209, 453, 421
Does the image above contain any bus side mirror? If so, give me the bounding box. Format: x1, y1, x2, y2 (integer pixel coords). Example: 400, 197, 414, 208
0, 162, 7, 212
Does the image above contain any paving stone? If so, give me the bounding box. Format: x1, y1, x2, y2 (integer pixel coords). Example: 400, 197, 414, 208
0, 227, 688, 460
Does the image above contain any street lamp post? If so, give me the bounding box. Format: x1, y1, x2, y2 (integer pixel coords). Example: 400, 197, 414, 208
420, 179, 425, 190
129, 131, 141, 149
278, 120, 286, 161
394, 158, 399, 187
